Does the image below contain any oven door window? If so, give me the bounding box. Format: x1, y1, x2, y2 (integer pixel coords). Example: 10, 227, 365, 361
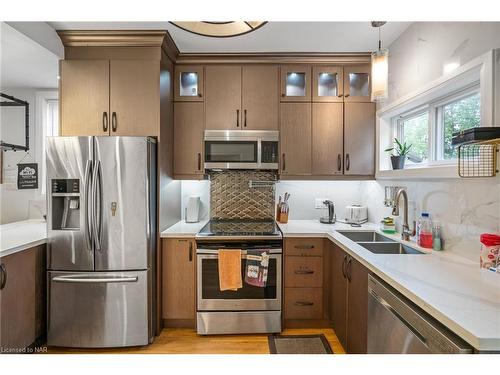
205, 141, 257, 163
200, 258, 277, 300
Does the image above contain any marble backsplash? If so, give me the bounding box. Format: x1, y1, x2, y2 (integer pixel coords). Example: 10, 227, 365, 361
361, 178, 500, 262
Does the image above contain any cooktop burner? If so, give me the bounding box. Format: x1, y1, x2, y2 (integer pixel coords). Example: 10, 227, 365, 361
197, 219, 282, 238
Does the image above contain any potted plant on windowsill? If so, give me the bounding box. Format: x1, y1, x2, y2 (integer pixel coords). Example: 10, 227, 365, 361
385, 138, 412, 170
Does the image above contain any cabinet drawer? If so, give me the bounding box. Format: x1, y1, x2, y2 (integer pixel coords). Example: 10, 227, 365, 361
284, 238, 323, 257
284, 288, 323, 320
285, 256, 323, 288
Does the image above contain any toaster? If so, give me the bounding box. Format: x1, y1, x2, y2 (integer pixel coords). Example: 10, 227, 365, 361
345, 205, 368, 224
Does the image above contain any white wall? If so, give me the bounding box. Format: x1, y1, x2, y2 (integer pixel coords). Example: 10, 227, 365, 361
385, 22, 500, 105
0, 87, 47, 224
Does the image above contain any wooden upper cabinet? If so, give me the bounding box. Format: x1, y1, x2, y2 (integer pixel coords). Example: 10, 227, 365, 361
344, 102, 375, 176
162, 239, 196, 321
280, 103, 311, 175
343, 64, 372, 103
60, 60, 110, 136
205, 65, 242, 130
312, 66, 344, 102
280, 65, 311, 102
174, 102, 204, 176
346, 257, 369, 354
174, 65, 204, 102
241, 65, 279, 130
312, 103, 343, 175
109, 60, 160, 136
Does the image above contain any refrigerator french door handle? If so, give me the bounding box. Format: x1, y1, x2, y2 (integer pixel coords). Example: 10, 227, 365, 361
84, 160, 93, 251
91, 161, 103, 251
52, 275, 138, 283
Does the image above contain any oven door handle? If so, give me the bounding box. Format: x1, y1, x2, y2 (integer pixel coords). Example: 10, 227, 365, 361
196, 249, 282, 255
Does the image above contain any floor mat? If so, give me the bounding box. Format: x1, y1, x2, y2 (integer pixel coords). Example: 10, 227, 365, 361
268, 334, 333, 354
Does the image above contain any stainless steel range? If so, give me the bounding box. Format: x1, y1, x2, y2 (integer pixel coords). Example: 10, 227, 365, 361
195, 219, 282, 335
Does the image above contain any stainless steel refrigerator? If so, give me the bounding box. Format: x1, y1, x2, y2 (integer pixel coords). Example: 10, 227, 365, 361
46, 136, 157, 348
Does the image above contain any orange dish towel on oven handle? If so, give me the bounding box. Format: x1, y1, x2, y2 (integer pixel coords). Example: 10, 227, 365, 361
218, 249, 243, 291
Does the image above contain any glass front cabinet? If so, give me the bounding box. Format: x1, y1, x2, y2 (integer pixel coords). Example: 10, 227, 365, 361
343, 64, 371, 102
174, 65, 204, 101
312, 66, 344, 102
280, 65, 311, 101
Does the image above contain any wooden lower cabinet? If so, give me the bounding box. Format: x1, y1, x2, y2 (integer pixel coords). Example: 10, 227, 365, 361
346, 255, 369, 354
283, 238, 328, 327
0, 245, 46, 352
329, 242, 370, 353
329, 242, 348, 347
162, 238, 196, 327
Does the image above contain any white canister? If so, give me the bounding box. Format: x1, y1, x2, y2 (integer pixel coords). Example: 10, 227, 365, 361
186, 196, 201, 223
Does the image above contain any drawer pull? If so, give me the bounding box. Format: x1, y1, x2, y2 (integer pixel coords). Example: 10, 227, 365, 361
295, 301, 314, 306
294, 270, 314, 275
294, 245, 314, 250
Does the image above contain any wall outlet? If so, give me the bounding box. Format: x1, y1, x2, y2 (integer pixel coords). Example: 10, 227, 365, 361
315, 198, 326, 209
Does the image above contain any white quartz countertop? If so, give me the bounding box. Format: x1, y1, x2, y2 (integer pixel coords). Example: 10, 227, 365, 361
160, 219, 209, 238
162, 218, 500, 351
278, 220, 500, 352
0, 219, 47, 257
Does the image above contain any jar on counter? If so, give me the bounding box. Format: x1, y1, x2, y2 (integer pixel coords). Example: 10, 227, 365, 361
479, 233, 500, 270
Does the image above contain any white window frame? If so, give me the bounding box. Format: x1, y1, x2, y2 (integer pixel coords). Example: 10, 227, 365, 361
376, 49, 499, 179
392, 83, 480, 168
35, 90, 58, 195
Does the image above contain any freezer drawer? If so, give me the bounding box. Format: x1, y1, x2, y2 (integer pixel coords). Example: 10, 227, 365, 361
48, 270, 152, 348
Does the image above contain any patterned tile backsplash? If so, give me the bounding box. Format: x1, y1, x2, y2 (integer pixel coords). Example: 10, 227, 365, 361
210, 170, 277, 220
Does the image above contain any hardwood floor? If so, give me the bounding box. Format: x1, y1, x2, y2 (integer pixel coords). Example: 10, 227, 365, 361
48, 328, 345, 354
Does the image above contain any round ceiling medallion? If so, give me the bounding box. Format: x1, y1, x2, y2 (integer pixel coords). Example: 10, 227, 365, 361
170, 21, 267, 37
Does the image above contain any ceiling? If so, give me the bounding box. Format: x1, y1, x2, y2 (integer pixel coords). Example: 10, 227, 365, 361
1, 23, 59, 88
49, 21, 411, 53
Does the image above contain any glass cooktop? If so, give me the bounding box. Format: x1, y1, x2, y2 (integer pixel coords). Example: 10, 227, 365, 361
197, 219, 282, 238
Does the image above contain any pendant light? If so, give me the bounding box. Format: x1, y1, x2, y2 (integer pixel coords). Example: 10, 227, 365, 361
371, 21, 389, 102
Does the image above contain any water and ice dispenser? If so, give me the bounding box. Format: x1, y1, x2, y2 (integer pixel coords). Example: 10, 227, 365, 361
51, 179, 80, 230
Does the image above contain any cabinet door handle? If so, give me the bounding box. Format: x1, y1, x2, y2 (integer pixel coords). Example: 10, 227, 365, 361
197, 153, 202, 171
294, 245, 314, 249
337, 154, 342, 172
102, 112, 108, 132
294, 270, 314, 275
345, 94, 350, 98
295, 301, 314, 306
236, 109, 240, 127
281, 93, 285, 98
346, 257, 353, 282
282, 153, 286, 171
338, 94, 344, 98
345, 153, 350, 171
198, 92, 202, 97
189, 242, 193, 262
111, 112, 117, 132
341, 255, 348, 279
0, 263, 6, 290
244, 109, 247, 127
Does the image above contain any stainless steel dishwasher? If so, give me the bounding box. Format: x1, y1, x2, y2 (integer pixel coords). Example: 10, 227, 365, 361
367, 275, 473, 354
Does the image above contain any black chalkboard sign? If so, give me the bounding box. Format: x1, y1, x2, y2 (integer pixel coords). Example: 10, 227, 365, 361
17, 163, 38, 189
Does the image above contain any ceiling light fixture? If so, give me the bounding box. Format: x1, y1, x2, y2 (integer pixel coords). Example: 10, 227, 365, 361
169, 21, 267, 38
371, 21, 389, 102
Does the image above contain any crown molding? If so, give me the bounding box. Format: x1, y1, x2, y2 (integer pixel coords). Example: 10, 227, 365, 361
57, 30, 168, 47
175, 52, 371, 65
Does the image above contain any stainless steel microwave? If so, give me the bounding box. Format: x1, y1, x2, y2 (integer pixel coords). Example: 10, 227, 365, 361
204, 130, 279, 170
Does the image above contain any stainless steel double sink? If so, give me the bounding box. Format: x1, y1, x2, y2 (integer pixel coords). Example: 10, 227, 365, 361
337, 231, 425, 255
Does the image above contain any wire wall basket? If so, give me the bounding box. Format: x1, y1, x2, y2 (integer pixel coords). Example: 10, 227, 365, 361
458, 142, 498, 178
